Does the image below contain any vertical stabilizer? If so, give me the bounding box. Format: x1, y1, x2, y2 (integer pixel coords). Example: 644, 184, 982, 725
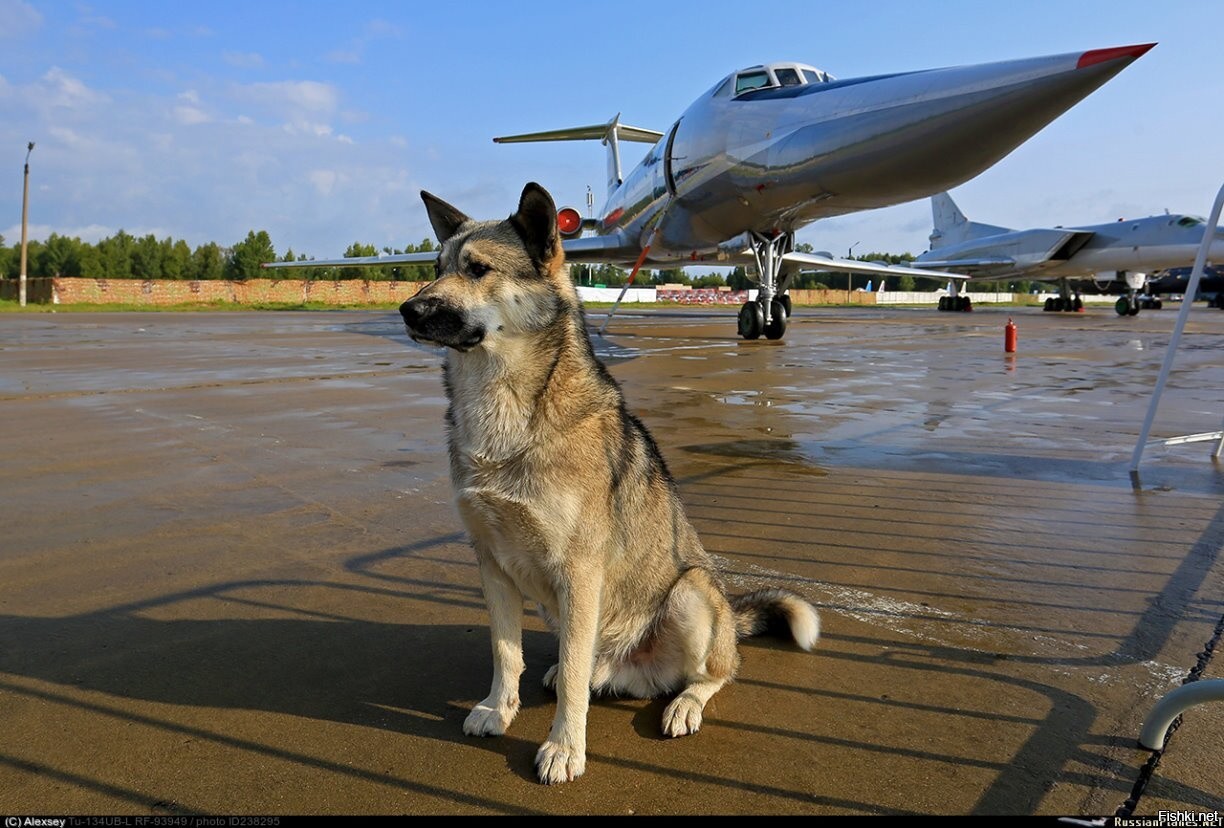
929, 192, 1014, 249
930, 192, 971, 249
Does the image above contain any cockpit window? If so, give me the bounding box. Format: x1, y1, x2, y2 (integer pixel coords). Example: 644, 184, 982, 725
735, 70, 772, 95
802, 68, 828, 84
1177, 215, 1205, 227
775, 67, 802, 87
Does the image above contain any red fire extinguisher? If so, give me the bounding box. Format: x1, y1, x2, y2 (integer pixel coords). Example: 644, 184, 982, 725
1004, 318, 1017, 353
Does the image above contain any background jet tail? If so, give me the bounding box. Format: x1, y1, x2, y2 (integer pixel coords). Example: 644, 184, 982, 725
494, 115, 663, 200
929, 192, 1013, 249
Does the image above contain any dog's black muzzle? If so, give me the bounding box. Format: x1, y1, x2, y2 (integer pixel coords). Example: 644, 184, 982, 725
399, 296, 485, 351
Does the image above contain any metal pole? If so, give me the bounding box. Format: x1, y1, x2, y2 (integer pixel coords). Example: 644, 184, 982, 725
1129, 181, 1224, 477
847, 242, 860, 300
19, 142, 34, 307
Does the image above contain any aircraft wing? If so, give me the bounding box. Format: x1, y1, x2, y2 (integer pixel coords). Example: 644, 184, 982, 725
781, 251, 970, 281
259, 235, 643, 272
910, 256, 1016, 271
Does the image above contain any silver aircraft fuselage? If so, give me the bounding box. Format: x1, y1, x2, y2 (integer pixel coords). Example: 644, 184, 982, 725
918, 214, 1224, 279
594, 45, 1153, 264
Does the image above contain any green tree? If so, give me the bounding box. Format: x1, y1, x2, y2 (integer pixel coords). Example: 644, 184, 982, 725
726, 265, 752, 290
97, 230, 135, 278
35, 233, 79, 277
225, 231, 275, 280
192, 242, 225, 280
161, 238, 192, 279
131, 234, 163, 280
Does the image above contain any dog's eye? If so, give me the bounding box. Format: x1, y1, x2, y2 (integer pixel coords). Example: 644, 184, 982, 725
467, 261, 491, 279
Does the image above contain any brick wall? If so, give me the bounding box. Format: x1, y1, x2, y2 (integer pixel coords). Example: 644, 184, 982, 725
17, 277, 428, 306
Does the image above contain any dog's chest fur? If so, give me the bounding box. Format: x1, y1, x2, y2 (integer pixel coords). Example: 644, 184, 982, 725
443, 346, 588, 609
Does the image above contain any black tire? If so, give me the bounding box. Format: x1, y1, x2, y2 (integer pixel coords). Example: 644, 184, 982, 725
1044, 297, 1055, 312
1127, 304, 1140, 317
738, 301, 764, 340
1072, 297, 1084, 311
1115, 297, 1130, 316
961, 296, 973, 312
764, 300, 788, 340
779, 294, 792, 317
1153, 299, 1163, 310
938, 296, 948, 311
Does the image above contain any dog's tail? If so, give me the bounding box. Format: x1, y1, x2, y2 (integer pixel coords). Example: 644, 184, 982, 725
731, 589, 820, 651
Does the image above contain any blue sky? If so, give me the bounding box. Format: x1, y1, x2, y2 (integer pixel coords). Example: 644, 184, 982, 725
2, 1, 1222, 263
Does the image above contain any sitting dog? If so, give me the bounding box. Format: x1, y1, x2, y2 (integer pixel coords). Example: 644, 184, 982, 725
399, 182, 820, 784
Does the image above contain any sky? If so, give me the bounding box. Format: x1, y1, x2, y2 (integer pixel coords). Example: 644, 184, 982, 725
2, 0, 1223, 265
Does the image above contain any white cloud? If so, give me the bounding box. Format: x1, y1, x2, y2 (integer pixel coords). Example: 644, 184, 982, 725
174, 106, 210, 125
243, 80, 337, 114
0, 0, 42, 38
42, 66, 109, 109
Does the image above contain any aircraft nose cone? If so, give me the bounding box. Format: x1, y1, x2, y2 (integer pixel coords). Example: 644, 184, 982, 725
1076, 43, 1157, 68
779, 43, 1158, 210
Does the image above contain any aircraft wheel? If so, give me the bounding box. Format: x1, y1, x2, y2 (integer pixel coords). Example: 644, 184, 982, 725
1043, 297, 1054, 312
738, 301, 764, 340
938, 296, 947, 311
1127, 304, 1140, 317
1072, 297, 1084, 311
764, 300, 788, 340
1153, 299, 1163, 310
1115, 297, 1130, 316
778, 294, 792, 317
961, 297, 973, 312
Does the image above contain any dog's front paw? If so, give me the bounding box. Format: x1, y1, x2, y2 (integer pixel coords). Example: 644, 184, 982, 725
535, 739, 586, 784
542, 663, 558, 692
463, 696, 518, 737
661, 692, 704, 737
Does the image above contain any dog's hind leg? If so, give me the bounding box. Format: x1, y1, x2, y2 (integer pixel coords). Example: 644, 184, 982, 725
535, 566, 603, 785
463, 547, 525, 737
658, 569, 740, 738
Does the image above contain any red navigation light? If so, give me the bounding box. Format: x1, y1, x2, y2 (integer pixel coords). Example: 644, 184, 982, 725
557, 206, 584, 237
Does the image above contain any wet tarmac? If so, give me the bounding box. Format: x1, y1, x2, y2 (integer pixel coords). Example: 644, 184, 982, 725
0, 306, 1221, 815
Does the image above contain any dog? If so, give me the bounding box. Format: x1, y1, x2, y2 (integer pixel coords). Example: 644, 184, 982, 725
399, 182, 820, 785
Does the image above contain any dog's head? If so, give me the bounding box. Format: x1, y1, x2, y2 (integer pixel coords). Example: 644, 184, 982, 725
399, 182, 570, 352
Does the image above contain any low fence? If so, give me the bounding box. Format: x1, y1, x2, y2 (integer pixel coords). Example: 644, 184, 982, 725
5, 277, 1121, 308
5, 277, 427, 306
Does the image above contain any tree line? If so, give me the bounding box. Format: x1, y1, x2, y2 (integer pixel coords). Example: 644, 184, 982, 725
3, 230, 1012, 291
0, 230, 439, 282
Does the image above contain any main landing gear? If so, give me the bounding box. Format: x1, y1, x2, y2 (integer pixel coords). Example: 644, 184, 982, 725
1114, 294, 1163, 316
937, 295, 973, 312
738, 231, 793, 340
1043, 278, 1085, 313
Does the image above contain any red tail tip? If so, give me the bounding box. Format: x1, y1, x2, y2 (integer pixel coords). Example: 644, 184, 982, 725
1078, 43, 1156, 69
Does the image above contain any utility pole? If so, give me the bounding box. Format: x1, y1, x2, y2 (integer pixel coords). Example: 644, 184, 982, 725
19, 142, 34, 307
847, 241, 860, 299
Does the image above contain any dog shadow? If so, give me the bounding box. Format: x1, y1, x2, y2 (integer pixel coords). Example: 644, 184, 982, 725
0, 598, 568, 783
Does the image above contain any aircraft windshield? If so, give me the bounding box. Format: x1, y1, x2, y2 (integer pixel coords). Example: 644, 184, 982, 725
730, 63, 833, 98
735, 70, 771, 95
1177, 216, 1205, 227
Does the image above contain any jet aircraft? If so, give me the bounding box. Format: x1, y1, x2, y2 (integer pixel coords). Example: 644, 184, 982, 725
913, 191, 1224, 315
266, 44, 1155, 338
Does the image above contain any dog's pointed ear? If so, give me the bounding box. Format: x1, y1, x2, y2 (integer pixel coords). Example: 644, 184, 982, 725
421, 191, 470, 244
508, 182, 558, 267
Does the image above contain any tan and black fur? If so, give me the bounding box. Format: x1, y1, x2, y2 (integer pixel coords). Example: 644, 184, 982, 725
399, 182, 820, 785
